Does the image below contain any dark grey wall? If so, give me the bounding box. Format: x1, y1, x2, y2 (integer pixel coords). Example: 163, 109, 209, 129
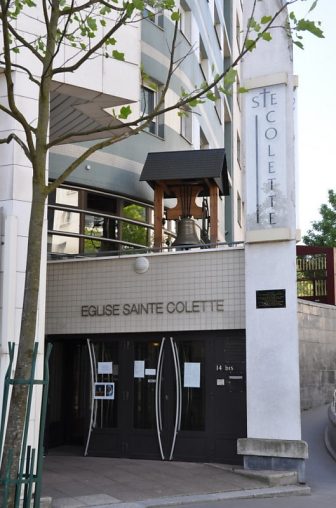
299, 300, 336, 410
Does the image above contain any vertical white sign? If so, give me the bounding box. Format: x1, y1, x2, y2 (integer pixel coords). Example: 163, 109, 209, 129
245, 84, 289, 232
184, 362, 201, 388
134, 360, 145, 378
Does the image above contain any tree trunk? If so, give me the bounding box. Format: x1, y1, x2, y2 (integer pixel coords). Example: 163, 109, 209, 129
0, 180, 46, 505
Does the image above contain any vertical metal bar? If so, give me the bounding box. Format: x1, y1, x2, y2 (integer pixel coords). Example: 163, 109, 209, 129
174, 342, 182, 432
0, 343, 15, 460
2, 449, 13, 507
25, 447, 35, 508
23, 445, 31, 508
84, 339, 95, 457
15, 343, 39, 508
155, 337, 165, 460
33, 342, 52, 508
169, 337, 180, 461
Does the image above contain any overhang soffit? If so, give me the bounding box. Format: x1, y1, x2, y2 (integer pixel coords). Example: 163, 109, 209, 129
50, 80, 134, 145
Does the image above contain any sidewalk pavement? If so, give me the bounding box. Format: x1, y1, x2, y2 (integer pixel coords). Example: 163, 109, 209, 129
41, 456, 310, 508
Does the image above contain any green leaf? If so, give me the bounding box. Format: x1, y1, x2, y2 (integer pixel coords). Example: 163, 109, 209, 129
293, 40, 304, 50
296, 19, 324, 38
248, 17, 260, 32
188, 98, 205, 107
133, 0, 144, 10
238, 87, 249, 94
119, 105, 132, 119
309, 0, 318, 13
261, 32, 272, 41
206, 91, 217, 101
112, 50, 125, 61
37, 38, 45, 51
261, 15, 272, 24
106, 37, 117, 46
224, 67, 237, 87
171, 11, 180, 22
87, 17, 98, 32
163, 0, 175, 9
245, 38, 256, 51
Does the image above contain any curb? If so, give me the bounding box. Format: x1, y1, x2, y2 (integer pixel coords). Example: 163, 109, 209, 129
232, 468, 298, 486
132, 485, 311, 507
50, 485, 311, 508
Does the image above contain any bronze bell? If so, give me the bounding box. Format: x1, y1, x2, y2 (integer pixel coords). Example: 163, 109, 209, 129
172, 218, 201, 248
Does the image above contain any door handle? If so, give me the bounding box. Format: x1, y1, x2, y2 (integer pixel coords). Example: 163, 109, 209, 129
84, 339, 96, 457
169, 337, 182, 460
155, 337, 165, 460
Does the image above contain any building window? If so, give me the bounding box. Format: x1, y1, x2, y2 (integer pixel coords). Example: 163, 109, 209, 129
199, 36, 208, 82
180, 106, 192, 143
237, 131, 241, 168
141, 85, 164, 138
237, 192, 242, 227
200, 128, 209, 150
214, 86, 222, 124
179, 0, 191, 42
143, 5, 164, 28
236, 14, 241, 51
236, 74, 242, 110
214, 4, 223, 49
47, 185, 162, 256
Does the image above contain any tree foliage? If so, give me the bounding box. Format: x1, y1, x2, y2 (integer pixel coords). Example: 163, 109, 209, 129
303, 190, 336, 247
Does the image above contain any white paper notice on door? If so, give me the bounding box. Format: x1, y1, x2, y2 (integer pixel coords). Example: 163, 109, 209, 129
98, 362, 113, 375
134, 360, 145, 378
184, 362, 201, 388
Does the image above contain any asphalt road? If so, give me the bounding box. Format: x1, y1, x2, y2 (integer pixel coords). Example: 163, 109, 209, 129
167, 404, 336, 508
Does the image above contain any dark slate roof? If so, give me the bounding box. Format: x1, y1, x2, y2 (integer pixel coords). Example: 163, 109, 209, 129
140, 148, 229, 196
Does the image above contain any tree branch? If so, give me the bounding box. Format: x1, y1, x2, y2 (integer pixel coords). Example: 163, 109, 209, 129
0, 133, 32, 161
51, 8, 130, 76
47, 125, 144, 194
42, 0, 51, 33
6, 19, 45, 62
0, 0, 36, 154
42, 0, 75, 79
0, 58, 41, 86
60, 0, 125, 15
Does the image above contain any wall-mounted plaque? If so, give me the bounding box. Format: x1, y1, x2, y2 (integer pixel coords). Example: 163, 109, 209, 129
256, 289, 286, 309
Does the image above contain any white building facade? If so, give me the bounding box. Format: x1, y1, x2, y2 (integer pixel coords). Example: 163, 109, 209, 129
0, 0, 307, 480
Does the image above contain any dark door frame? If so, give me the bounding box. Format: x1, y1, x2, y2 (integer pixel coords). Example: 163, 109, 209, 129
46, 330, 246, 464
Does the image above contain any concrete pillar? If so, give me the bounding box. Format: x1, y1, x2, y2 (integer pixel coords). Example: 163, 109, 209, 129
239, 0, 308, 479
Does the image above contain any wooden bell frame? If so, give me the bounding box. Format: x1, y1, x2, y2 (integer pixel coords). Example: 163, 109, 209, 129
153, 179, 219, 248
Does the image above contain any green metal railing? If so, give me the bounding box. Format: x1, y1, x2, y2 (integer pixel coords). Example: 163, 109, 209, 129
0, 342, 52, 507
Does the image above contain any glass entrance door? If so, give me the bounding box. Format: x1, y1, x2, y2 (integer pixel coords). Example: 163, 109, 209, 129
47, 332, 246, 464
123, 336, 206, 461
